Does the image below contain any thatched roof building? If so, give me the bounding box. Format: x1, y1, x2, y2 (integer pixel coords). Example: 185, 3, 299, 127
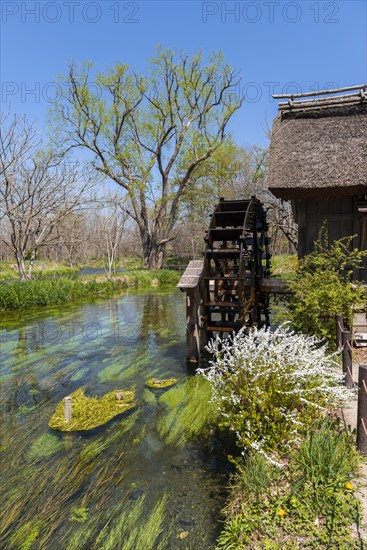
268, 85, 367, 278
268, 90, 367, 199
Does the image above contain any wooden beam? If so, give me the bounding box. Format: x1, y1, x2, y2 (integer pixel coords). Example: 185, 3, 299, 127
259, 278, 290, 294
273, 84, 367, 99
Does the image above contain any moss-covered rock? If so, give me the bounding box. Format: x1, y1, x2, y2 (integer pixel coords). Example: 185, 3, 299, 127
49, 387, 136, 432
145, 378, 177, 390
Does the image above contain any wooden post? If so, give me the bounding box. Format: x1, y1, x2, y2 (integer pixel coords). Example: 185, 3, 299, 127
357, 365, 367, 455
342, 331, 354, 389
186, 289, 198, 362
64, 396, 72, 421
335, 314, 343, 349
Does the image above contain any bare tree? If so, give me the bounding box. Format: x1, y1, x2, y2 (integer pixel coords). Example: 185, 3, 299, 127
0, 113, 95, 279
56, 212, 90, 268
93, 194, 128, 278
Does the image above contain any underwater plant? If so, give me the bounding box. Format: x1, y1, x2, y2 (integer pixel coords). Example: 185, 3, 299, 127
49, 387, 137, 431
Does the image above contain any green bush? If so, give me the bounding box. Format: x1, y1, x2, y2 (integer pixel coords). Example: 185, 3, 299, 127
284, 229, 367, 347
199, 325, 352, 460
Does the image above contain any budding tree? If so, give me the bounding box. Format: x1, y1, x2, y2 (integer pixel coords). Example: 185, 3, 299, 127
93, 194, 129, 278
51, 48, 243, 268
0, 113, 94, 279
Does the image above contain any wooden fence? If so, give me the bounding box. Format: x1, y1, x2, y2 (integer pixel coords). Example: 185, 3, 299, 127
336, 314, 367, 454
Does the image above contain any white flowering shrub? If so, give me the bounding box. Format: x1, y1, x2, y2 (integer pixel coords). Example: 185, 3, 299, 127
198, 324, 353, 463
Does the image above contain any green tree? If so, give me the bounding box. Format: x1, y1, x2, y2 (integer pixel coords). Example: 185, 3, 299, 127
51, 48, 243, 269
181, 140, 268, 219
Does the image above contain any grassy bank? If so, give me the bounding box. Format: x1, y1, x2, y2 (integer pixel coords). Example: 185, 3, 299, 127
216, 421, 363, 549
270, 254, 297, 279
0, 260, 78, 281
0, 270, 180, 311
79, 257, 144, 270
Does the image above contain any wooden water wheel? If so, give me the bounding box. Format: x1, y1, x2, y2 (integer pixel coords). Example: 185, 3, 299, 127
178, 197, 285, 361
203, 197, 271, 338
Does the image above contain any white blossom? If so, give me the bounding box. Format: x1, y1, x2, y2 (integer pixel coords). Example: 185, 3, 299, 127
198, 324, 353, 461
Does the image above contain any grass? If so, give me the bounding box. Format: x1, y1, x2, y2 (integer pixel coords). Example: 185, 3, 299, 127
216, 420, 364, 549
0, 260, 78, 281
49, 387, 136, 431
270, 254, 298, 279
0, 270, 180, 311
79, 257, 144, 270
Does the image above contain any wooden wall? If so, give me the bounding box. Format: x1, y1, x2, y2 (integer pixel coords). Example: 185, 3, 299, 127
294, 195, 367, 281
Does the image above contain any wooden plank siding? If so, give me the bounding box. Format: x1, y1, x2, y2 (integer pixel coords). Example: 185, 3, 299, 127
294, 196, 367, 281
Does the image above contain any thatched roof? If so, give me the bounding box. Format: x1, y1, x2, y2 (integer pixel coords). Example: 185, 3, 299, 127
268, 92, 367, 199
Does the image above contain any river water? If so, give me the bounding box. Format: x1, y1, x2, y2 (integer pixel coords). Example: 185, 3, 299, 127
0, 289, 230, 549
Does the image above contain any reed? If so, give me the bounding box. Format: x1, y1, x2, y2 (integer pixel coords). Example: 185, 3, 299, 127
0, 270, 180, 311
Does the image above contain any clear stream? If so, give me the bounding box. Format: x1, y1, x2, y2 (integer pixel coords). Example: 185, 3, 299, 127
0, 289, 231, 549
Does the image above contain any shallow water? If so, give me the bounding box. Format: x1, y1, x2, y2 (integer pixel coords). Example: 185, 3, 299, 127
0, 289, 230, 549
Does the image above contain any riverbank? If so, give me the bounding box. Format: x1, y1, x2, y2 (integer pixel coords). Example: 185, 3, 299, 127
0, 260, 78, 281
0, 270, 180, 311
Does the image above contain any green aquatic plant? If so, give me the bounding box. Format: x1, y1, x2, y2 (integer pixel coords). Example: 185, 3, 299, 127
96, 494, 170, 550
64, 494, 171, 550
146, 377, 178, 389
70, 507, 89, 523
157, 376, 217, 446
27, 432, 63, 461
143, 388, 158, 405
9, 521, 41, 550
48, 387, 137, 432
0, 418, 134, 548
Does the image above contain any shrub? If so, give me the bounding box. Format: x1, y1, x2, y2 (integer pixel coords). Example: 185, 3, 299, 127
284, 229, 367, 347
199, 325, 352, 462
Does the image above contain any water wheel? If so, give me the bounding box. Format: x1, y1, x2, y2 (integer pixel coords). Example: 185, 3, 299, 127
202, 197, 271, 338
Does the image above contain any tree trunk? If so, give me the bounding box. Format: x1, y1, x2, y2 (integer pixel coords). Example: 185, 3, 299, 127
15, 251, 27, 280
27, 249, 37, 279
138, 221, 168, 270
145, 241, 165, 269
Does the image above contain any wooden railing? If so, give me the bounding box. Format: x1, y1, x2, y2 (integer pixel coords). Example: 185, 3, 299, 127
336, 314, 367, 454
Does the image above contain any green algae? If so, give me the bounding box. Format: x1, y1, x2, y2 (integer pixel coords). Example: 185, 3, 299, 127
49, 387, 137, 432
146, 377, 178, 389
70, 507, 89, 523
27, 432, 63, 461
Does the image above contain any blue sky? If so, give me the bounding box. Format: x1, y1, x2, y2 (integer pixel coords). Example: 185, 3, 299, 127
1, 0, 366, 147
